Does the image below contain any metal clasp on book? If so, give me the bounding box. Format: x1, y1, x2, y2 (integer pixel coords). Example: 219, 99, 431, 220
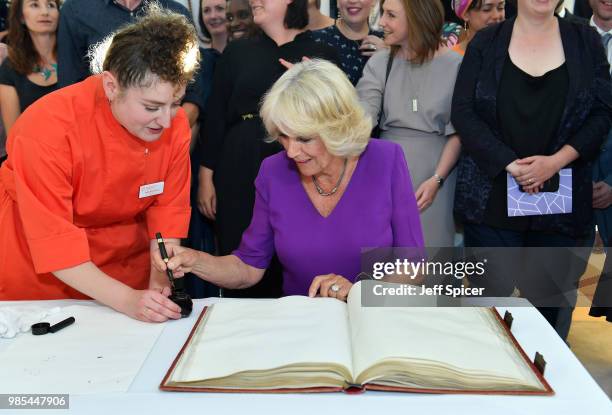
503, 311, 514, 330
534, 352, 546, 376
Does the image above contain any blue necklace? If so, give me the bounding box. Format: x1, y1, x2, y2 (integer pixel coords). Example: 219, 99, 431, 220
33, 63, 58, 81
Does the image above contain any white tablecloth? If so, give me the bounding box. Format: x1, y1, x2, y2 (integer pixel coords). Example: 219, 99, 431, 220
0, 298, 610, 415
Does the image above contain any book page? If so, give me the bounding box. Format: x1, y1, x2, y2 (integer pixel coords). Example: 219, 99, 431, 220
346, 282, 544, 390
168, 296, 354, 387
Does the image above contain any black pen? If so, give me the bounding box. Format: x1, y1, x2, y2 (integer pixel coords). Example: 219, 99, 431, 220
155, 232, 176, 290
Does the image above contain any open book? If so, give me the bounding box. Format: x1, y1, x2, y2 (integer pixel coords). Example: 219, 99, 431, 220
160, 282, 552, 395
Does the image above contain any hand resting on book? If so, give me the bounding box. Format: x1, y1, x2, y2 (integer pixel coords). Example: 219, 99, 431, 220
308, 274, 353, 301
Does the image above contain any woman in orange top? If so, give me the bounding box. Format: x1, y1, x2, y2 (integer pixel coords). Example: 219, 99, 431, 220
0, 8, 199, 323
452, 0, 506, 55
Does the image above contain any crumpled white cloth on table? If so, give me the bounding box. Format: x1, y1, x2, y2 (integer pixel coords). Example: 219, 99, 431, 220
0, 306, 61, 338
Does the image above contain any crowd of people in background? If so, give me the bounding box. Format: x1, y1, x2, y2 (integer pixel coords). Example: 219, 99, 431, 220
0, 0, 610, 339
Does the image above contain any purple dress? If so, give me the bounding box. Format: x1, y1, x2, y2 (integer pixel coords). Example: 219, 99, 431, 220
234, 139, 424, 295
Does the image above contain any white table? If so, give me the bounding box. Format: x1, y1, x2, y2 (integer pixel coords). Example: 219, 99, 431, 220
1, 298, 610, 415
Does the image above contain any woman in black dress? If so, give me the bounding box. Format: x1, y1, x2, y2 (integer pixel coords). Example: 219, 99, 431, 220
197, 0, 338, 298
0, 0, 60, 135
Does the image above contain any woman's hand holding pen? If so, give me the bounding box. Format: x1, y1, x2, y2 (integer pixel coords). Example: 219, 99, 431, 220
152, 234, 265, 292
152, 245, 201, 278
158, 247, 266, 291
150, 238, 182, 284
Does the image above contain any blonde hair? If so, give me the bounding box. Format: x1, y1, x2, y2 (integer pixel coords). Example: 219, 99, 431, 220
261, 59, 372, 157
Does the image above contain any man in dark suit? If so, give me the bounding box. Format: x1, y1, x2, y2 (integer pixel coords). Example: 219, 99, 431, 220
574, 0, 593, 19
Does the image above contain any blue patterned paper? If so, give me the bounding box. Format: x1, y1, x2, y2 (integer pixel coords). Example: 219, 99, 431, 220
507, 169, 572, 216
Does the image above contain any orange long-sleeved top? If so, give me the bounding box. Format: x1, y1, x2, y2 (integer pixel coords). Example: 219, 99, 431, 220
0, 76, 191, 299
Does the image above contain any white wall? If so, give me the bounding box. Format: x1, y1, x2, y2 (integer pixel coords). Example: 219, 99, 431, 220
320, 0, 331, 16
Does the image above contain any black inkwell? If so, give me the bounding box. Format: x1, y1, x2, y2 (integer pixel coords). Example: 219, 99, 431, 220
156, 232, 192, 318
169, 289, 193, 318
31, 317, 76, 335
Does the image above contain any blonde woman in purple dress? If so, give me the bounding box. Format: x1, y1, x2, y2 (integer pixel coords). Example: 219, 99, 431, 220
155, 60, 424, 301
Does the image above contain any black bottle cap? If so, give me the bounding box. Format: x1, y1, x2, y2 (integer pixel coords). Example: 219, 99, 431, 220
31, 322, 50, 335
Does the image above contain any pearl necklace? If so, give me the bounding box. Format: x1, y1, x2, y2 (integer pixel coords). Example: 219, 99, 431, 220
312, 158, 348, 197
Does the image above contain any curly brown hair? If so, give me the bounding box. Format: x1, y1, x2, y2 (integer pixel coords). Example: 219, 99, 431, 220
7, 0, 62, 75
93, 4, 199, 89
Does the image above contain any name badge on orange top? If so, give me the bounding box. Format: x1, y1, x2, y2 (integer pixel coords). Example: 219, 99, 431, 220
139, 181, 164, 199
